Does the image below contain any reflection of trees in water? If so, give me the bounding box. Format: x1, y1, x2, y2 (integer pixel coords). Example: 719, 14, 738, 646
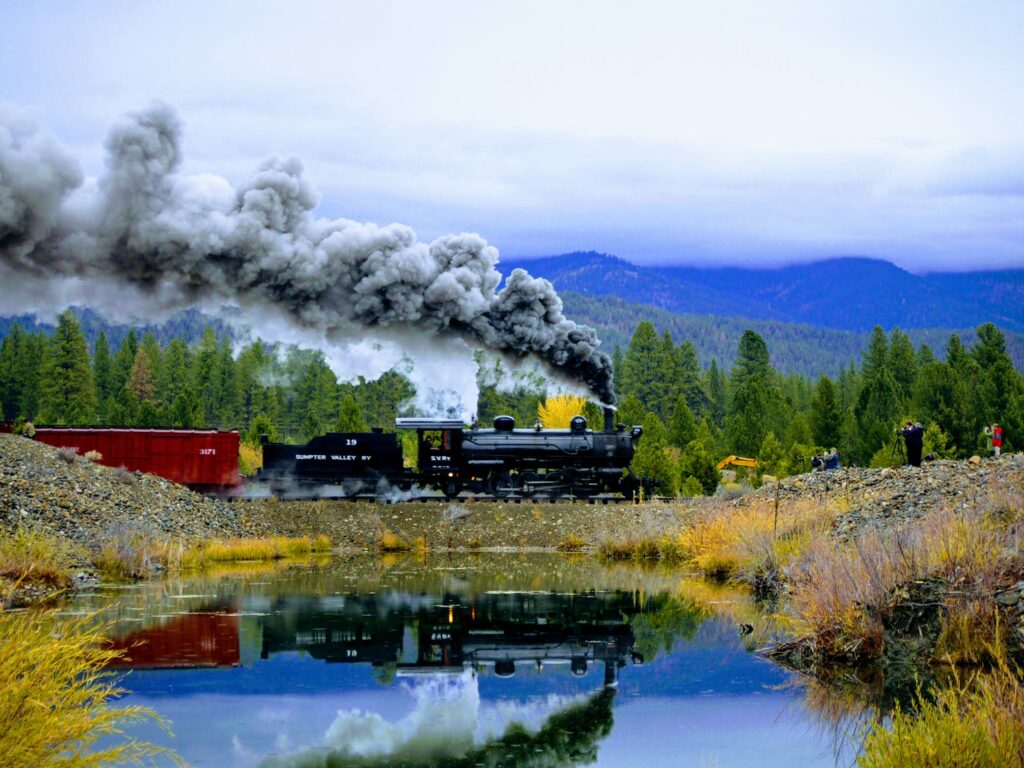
258, 687, 615, 768
628, 592, 710, 661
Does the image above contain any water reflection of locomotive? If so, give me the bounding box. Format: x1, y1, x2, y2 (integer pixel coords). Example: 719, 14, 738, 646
259, 408, 646, 499
259, 590, 645, 686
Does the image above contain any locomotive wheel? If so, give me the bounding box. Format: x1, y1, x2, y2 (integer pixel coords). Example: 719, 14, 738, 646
487, 471, 514, 498
619, 476, 640, 500
443, 479, 463, 498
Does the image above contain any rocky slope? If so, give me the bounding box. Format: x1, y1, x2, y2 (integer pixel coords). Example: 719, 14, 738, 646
737, 454, 1024, 539
0, 433, 269, 550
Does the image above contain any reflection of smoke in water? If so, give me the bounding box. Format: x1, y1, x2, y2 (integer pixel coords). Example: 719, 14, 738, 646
0, 104, 616, 416
256, 670, 592, 768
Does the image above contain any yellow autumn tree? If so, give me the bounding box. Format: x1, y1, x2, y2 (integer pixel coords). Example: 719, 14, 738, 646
538, 394, 588, 429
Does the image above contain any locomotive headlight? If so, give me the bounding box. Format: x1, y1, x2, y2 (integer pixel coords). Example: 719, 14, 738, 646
630, 426, 643, 439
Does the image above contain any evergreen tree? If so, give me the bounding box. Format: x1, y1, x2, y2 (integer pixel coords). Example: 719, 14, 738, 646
335, 393, 369, 432
193, 327, 221, 426
678, 442, 720, 495
615, 394, 646, 429
110, 329, 138, 397
809, 376, 842, 449
619, 322, 664, 416
38, 310, 96, 425
757, 431, 785, 478
92, 332, 112, 421
160, 339, 192, 410
917, 344, 937, 367
862, 326, 889, 381
971, 323, 1019, 425
0, 324, 25, 420
16, 332, 47, 419
913, 361, 972, 454
631, 412, 676, 495
667, 395, 697, 449
725, 331, 778, 456
887, 328, 917, 402
678, 340, 712, 418
705, 359, 727, 428
246, 412, 278, 445
852, 327, 900, 463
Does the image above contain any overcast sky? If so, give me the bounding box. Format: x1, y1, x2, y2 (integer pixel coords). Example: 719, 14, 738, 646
3, 0, 1023, 272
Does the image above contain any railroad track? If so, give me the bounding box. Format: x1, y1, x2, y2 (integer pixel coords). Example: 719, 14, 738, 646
231, 493, 667, 505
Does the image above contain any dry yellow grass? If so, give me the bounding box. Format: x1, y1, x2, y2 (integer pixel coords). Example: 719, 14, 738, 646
674, 496, 833, 583
0, 610, 184, 768
556, 534, 586, 552
180, 534, 332, 569
858, 663, 1024, 768
377, 531, 412, 553
0, 526, 79, 592
786, 503, 1022, 662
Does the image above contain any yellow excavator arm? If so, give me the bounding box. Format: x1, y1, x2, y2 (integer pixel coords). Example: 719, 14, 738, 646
716, 455, 759, 471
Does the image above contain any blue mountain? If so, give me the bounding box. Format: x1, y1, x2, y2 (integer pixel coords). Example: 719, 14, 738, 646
500, 252, 1024, 333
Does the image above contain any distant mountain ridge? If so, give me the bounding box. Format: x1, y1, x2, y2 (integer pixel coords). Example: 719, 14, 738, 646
500, 252, 1024, 333
559, 291, 1024, 376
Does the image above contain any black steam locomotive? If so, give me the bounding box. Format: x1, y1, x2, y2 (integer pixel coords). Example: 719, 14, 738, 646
259, 410, 645, 499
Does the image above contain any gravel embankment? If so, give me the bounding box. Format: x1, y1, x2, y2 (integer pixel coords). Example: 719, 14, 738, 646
735, 454, 1024, 539
0, 433, 270, 551
250, 496, 690, 550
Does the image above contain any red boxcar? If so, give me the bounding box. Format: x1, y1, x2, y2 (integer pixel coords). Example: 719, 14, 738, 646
33, 427, 241, 492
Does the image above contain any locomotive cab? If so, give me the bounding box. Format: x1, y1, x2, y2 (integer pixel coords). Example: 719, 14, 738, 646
395, 418, 466, 497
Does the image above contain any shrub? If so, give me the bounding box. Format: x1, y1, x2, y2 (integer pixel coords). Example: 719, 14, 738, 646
57, 447, 78, 464
377, 531, 412, 553
0, 610, 184, 768
83, 450, 102, 462
0, 526, 78, 591
858, 665, 1024, 768
557, 534, 585, 552
238, 443, 263, 476
114, 466, 135, 484
92, 523, 165, 582
443, 503, 471, 523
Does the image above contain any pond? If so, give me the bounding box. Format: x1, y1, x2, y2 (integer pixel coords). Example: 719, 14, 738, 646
64, 554, 859, 767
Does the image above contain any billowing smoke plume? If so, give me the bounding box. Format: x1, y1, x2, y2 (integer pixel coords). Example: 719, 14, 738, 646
0, 103, 615, 406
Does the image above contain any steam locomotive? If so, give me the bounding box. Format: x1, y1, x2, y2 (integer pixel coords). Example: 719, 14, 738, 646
259, 409, 646, 499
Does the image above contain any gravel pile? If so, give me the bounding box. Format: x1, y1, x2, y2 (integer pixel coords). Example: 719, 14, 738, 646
737, 453, 1024, 539
0, 433, 269, 550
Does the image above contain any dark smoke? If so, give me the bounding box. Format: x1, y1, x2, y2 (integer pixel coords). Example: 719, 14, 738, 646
0, 103, 614, 405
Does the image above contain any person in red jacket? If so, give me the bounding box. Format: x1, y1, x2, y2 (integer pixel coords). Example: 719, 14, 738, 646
984, 423, 1003, 457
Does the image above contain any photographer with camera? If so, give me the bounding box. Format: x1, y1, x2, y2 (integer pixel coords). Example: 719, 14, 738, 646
900, 422, 924, 467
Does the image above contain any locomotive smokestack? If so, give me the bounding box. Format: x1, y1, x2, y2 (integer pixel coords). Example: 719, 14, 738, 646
603, 407, 615, 432
0, 103, 616, 406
